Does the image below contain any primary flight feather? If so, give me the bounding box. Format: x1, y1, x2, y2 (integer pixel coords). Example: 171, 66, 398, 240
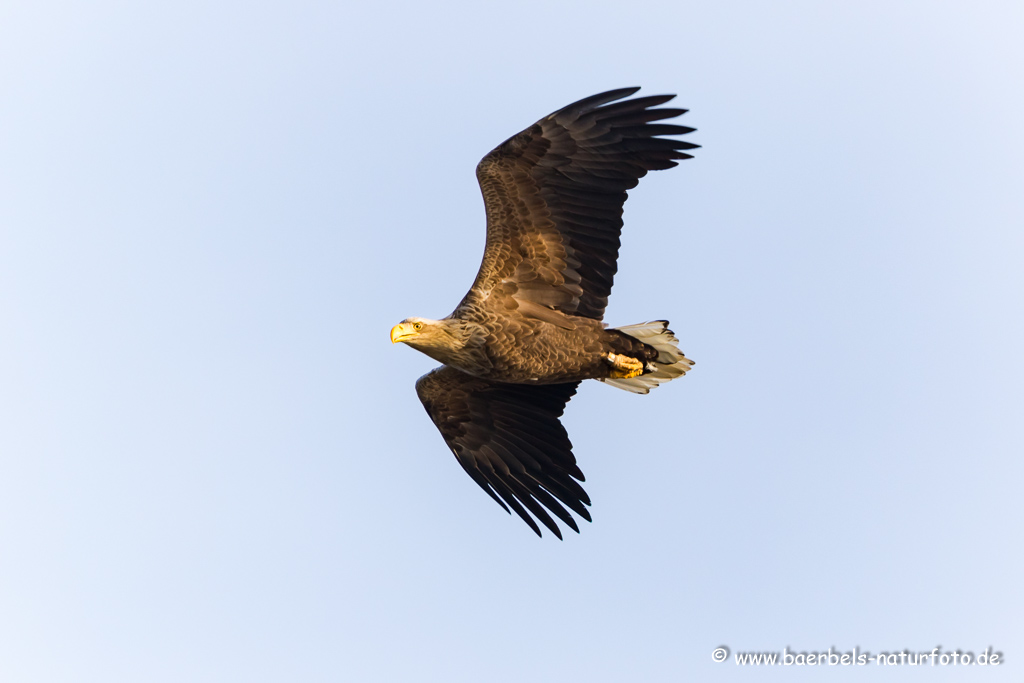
391, 87, 697, 538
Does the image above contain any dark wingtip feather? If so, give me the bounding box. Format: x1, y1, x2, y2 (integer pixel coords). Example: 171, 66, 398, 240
500, 486, 543, 537
549, 87, 642, 120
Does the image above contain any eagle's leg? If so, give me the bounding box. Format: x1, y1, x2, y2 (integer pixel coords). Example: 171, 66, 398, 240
605, 352, 645, 379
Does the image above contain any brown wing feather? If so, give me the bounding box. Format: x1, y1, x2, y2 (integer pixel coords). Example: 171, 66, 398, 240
460, 87, 698, 321
415, 365, 590, 538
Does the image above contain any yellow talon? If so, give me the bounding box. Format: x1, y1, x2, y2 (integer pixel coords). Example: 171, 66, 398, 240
606, 352, 645, 379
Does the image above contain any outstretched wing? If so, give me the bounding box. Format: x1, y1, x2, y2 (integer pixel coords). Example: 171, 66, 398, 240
461, 87, 698, 324
415, 366, 590, 538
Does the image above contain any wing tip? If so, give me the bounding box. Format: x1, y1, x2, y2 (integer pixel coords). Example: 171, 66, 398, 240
550, 86, 643, 119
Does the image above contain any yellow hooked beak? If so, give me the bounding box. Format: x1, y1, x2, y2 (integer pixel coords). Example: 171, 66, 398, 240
390, 322, 417, 344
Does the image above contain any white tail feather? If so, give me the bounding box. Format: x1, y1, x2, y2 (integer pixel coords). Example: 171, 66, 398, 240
599, 320, 694, 394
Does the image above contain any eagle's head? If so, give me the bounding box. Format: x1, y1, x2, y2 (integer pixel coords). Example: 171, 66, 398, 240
390, 317, 460, 351
391, 317, 491, 372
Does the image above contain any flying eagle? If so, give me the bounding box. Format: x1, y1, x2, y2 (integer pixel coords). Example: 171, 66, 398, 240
391, 87, 697, 538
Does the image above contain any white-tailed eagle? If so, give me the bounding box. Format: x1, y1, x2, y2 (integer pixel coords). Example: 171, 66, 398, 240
392, 88, 697, 537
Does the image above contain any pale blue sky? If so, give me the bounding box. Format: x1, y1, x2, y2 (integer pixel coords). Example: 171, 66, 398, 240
1, 1, 1022, 681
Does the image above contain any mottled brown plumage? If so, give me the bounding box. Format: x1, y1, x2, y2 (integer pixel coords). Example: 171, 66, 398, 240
391, 88, 698, 537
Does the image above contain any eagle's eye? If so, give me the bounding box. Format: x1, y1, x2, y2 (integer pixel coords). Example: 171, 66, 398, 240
413, 322, 423, 331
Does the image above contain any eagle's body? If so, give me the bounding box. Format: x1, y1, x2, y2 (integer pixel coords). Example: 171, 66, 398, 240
391, 88, 698, 537
399, 307, 657, 384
